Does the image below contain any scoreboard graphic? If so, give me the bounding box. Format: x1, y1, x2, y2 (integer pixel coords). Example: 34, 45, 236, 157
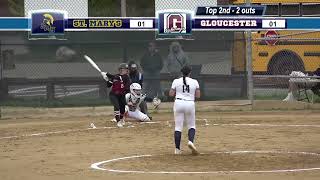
0, 6, 320, 35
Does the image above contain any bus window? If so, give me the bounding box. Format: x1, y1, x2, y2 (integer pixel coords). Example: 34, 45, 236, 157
281, 4, 300, 16
264, 4, 279, 16
302, 4, 320, 16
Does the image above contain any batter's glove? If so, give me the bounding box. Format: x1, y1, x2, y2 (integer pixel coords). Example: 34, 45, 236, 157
101, 72, 109, 81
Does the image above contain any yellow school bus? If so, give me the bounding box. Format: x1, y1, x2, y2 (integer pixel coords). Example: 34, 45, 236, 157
231, 0, 320, 74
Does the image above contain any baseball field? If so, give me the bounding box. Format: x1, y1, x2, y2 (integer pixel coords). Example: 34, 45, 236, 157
1, 100, 320, 180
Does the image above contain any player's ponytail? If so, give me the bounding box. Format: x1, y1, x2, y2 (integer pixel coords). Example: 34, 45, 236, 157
183, 76, 187, 86
181, 65, 192, 86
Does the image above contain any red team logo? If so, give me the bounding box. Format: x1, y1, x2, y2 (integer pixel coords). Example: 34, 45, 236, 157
165, 13, 186, 33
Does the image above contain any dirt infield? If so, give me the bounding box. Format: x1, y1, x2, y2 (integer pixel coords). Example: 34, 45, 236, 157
1, 103, 320, 180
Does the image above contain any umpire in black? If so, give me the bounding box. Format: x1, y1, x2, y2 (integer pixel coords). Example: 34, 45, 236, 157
128, 60, 151, 119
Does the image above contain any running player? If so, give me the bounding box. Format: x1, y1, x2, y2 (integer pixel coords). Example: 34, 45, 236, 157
125, 83, 151, 122
101, 63, 131, 128
169, 65, 201, 155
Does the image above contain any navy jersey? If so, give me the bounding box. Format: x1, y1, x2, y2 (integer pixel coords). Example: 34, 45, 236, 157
129, 72, 143, 86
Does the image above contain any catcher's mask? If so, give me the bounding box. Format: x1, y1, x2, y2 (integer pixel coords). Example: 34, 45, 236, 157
130, 83, 142, 98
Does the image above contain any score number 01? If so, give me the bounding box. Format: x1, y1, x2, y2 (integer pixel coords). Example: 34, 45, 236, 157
130, 20, 153, 28
262, 19, 286, 29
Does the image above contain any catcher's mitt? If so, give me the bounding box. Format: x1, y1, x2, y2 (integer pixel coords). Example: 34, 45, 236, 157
152, 97, 161, 109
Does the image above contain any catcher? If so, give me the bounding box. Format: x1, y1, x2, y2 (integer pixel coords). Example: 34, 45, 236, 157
125, 83, 161, 122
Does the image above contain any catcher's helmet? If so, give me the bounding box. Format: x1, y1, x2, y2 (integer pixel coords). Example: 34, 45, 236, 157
130, 83, 142, 98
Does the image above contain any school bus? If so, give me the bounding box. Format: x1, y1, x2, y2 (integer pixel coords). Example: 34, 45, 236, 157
231, 0, 320, 74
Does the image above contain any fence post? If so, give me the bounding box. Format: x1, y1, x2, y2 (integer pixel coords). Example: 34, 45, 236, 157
246, 0, 254, 107
240, 74, 248, 98
0, 40, 2, 119
121, 0, 127, 17
99, 82, 108, 98
46, 81, 55, 100
121, 0, 128, 62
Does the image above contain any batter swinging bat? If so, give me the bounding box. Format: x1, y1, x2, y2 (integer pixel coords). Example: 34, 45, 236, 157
84, 55, 102, 73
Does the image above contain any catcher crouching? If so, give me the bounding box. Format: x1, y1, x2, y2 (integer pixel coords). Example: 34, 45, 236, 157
125, 83, 161, 122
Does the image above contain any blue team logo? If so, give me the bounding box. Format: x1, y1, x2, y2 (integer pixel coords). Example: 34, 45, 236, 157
31, 11, 65, 35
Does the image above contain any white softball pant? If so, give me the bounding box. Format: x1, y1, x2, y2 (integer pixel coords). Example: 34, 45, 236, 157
125, 105, 150, 121
173, 100, 196, 132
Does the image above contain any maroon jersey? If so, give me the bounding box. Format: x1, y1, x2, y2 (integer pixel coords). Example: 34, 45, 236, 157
107, 73, 130, 95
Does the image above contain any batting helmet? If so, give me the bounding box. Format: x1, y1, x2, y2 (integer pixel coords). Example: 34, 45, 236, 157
118, 63, 128, 70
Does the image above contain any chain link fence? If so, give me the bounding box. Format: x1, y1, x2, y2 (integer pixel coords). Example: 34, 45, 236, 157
0, 31, 243, 106
0, 0, 320, 112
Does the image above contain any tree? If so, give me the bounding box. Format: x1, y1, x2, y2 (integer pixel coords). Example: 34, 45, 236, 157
88, 0, 155, 17
89, 0, 120, 17
8, 0, 24, 16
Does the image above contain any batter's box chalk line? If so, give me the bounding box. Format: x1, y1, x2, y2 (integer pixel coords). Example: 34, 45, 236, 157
90, 151, 320, 174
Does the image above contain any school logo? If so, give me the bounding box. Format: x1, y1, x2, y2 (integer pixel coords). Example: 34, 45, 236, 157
165, 13, 186, 33
157, 10, 192, 35
41, 13, 56, 32
31, 11, 65, 35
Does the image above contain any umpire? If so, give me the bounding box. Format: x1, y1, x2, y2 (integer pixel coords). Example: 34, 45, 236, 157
128, 61, 151, 120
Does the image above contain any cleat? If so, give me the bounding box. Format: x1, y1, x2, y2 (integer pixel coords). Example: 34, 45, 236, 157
110, 118, 117, 122
188, 141, 199, 155
142, 116, 151, 122
117, 121, 123, 128
90, 123, 97, 129
120, 119, 125, 126
175, 148, 182, 155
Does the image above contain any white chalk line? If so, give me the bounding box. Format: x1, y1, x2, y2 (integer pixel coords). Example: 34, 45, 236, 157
90, 151, 320, 174
0, 126, 116, 140
211, 123, 320, 128
0, 121, 160, 140
1, 119, 320, 140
